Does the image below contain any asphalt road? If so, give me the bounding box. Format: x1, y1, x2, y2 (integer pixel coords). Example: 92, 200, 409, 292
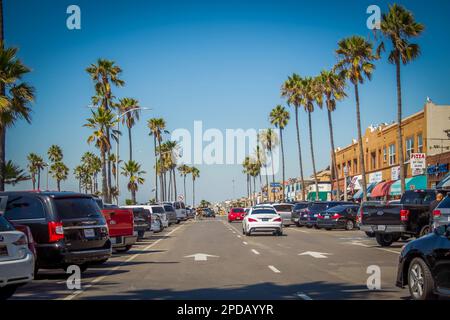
13, 217, 411, 300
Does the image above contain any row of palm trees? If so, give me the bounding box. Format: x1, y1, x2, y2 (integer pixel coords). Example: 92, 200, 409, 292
242, 4, 424, 203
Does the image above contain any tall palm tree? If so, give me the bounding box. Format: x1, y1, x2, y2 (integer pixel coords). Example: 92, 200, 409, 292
148, 118, 167, 202
190, 167, 200, 207
47, 145, 63, 163
381, 4, 424, 194
281, 73, 306, 200
242, 156, 251, 204
0, 44, 34, 191
117, 97, 141, 161
86, 59, 124, 201
121, 160, 146, 205
269, 105, 290, 202
259, 128, 279, 202
178, 164, 191, 205
5, 160, 30, 186
27, 153, 45, 190
318, 70, 347, 200
84, 108, 118, 202
50, 161, 69, 192
335, 36, 379, 201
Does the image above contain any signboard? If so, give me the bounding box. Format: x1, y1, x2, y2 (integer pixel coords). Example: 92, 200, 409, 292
270, 182, 281, 188
391, 166, 400, 180
369, 171, 383, 184
178, 195, 184, 201
410, 153, 426, 170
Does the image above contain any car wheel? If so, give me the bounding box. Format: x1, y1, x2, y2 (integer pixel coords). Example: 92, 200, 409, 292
0, 285, 17, 300
138, 230, 145, 239
408, 258, 436, 300
295, 222, 302, 227
419, 225, 431, 238
345, 220, 355, 231
277, 230, 283, 236
116, 245, 132, 253
365, 231, 375, 238
375, 233, 394, 247
306, 225, 312, 229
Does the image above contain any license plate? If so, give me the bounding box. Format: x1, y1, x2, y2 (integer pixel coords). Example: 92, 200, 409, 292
262, 218, 269, 222
0, 246, 7, 256
110, 237, 116, 244
314, 214, 318, 217
325, 216, 330, 219
83, 228, 96, 238
237, 217, 242, 220
377, 225, 386, 231
133, 231, 138, 236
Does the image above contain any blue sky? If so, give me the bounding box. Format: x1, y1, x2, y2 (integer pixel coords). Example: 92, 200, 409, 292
6, 0, 450, 204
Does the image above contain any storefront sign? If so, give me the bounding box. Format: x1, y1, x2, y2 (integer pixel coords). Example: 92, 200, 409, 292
391, 166, 400, 180
369, 171, 383, 184
411, 153, 426, 170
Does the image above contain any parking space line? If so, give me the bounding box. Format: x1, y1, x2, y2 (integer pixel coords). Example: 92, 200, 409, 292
243, 241, 248, 245
268, 265, 281, 273
251, 249, 260, 255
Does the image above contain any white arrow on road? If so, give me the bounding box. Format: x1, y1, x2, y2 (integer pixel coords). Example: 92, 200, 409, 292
184, 253, 219, 261
298, 251, 332, 259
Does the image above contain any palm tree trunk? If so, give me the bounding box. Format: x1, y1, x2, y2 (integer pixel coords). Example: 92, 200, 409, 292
128, 126, 133, 161
253, 176, 257, 204
31, 175, 36, 190
183, 175, 187, 205
159, 174, 164, 201
168, 170, 172, 201
264, 165, 269, 202
308, 111, 319, 201
132, 189, 136, 204
280, 129, 286, 203
154, 137, 158, 202
295, 106, 306, 201
57, 180, 61, 192
37, 168, 41, 190
327, 109, 340, 201
270, 149, 275, 202
396, 57, 405, 194
173, 168, 177, 201
354, 83, 368, 201
107, 150, 112, 202
101, 151, 108, 202
192, 179, 195, 207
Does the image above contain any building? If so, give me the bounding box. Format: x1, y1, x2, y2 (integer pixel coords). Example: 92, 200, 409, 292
333, 101, 450, 198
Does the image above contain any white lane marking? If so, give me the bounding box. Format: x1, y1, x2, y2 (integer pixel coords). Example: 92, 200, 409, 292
296, 292, 313, 300
298, 251, 331, 259
376, 248, 401, 255
184, 253, 219, 261
243, 241, 248, 245
63, 225, 183, 300
237, 235, 242, 238
348, 241, 400, 254
251, 249, 260, 255
268, 265, 281, 273
290, 228, 310, 233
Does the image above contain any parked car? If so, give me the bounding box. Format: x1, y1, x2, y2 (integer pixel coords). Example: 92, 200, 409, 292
299, 201, 352, 228
0, 215, 35, 300
291, 202, 310, 226
186, 207, 195, 219
243, 207, 283, 236
360, 190, 436, 247
271, 203, 294, 226
0, 192, 111, 274
202, 208, 215, 218
165, 201, 187, 223
150, 213, 163, 232
357, 201, 383, 237
228, 207, 245, 222
160, 204, 178, 225
396, 224, 450, 300
11, 224, 37, 261
94, 198, 137, 253
432, 195, 450, 229
121, 207, 151, 239
317, 204, 360, 230
123, 204, 169, 229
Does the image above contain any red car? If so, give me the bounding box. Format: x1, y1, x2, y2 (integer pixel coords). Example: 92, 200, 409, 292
228, 208, 245, 223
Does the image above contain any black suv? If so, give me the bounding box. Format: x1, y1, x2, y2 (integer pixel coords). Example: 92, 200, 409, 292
0, 192, 111, 273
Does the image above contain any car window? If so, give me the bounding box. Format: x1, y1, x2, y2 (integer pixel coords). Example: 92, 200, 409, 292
438, 196, 450, 208
310, 203, 328, 211
251, 209, 277, 215
4, 195, 46, 220
401, 192, 436, 205
175, 202, 181, 209
53, 197, 102, 220
0, 214, 15, 231
180, 202, 185, 209
232, 208, 244, 213
153, 206, 166, 213
294, 203, 309, 210
272, 204, 293, 212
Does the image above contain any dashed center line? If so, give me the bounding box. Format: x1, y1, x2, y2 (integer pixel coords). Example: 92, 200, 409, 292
268, 265, 281, 273
243, 241, 248, 245
251, 249, 260, 255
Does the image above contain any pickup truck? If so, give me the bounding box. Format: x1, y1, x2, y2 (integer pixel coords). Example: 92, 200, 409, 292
94, 198, 137, 252
360, 190, 436, 247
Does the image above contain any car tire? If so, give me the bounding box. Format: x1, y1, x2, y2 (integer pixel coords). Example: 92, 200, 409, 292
138, 230, 145, 239
408, 258, 436, 300
314, 225, 320, 229
295, 222, 303, 227
419, 225, 431, 238
116, 245, 132, 253
0, 285, 17, 300
345, 220, 355, 231
365, 231, 375, 238
375, 233, 394, 247
306, 225, 312, 229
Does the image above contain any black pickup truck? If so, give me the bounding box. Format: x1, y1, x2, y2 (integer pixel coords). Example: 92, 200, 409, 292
360, 190, 436, 247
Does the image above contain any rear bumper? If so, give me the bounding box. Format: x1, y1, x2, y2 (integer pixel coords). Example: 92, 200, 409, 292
316, 219, 344, 229
112, 235, 138, 248
248, 223, 282, 233
359, 224, 406, 233
0, 253, 34, 288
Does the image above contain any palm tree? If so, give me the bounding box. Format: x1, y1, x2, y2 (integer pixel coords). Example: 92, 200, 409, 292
121, 160, 146, 205
335, 36, 379, 201
5, 160, 30, 186
163, 140, 179, 201
254, 138, 268, 201
190, 167, 200, 207
242, 156, 251, 204
117, 97, 141, 161
381, 4, 424, 194
318, 70, 347, 200
178, 164, 191, 205
74, 165, 85, 193
47, 145, 63, 163
259, 128, 279, 202
84, 108, 118, 202
0, 44, 35, 191
86, 59, 124, 201
269, 105, 290, 202
50, 161, 69, 192
27, 153, 45, 190
281, 73, 306, 200
148, 118, 167, 202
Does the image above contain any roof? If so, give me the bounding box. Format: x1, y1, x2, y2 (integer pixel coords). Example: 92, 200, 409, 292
0, 191, 92, 199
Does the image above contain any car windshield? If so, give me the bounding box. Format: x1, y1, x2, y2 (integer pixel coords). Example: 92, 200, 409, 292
0, 215, 15, 232
163, 205, 174, 212
310, 203, 328, 211
251, 209, 277, 215
232, 208, 244, 213
273, 204, 293, 212
294, 203, 309, 210
326, 205, 355, 213
153, 206, 166, 213
438, 196, 450, 208
54, 197, 102, 219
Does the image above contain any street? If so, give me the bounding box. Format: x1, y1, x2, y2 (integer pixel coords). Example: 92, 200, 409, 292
13, 217, 410, 300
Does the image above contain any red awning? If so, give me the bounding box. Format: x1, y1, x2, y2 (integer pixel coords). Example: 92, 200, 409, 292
370, 180, 395, 198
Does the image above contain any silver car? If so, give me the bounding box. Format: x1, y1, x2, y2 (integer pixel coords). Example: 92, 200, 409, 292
271, 203, 294, 226
150, 213, 163, 233
159, 204, 177, 225
433, 195, 450, 228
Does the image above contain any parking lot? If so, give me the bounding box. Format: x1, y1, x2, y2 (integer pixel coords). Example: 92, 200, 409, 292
12, 216, 411, 300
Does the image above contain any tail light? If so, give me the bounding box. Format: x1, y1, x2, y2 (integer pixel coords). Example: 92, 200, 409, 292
433, 210, 441, 217
332, 214, 342, 219
48, 221, 64, 242
317, 214, 324, 219
273, 217, 282, 222
400, 209, 410, 222
248, 218, 258, 222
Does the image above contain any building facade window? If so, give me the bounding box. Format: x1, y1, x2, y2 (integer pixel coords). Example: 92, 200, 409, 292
383, 146, 387, 162
371, 151, 376, 170
389, 143, 396, 165
417, 133, 423, 153
406, 136, 414, 161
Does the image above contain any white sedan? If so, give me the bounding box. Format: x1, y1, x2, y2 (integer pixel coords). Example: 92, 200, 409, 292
0, 215, 35, 300
242, 207, 283, 236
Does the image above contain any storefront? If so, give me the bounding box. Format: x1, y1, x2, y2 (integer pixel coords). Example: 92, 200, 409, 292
353, 182, 377, 200
389, 175, 428, 197
427, 151, 450, 188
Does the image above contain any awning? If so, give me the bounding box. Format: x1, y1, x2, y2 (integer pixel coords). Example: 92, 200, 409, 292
307, 191, 329, 201
390, 175, 428, 196
437, 172, 450, 189
370, 180, 394, 198
353, 182, 377, 199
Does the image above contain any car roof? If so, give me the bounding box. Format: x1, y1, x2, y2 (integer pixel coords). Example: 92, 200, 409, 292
0, 191, 93, 199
